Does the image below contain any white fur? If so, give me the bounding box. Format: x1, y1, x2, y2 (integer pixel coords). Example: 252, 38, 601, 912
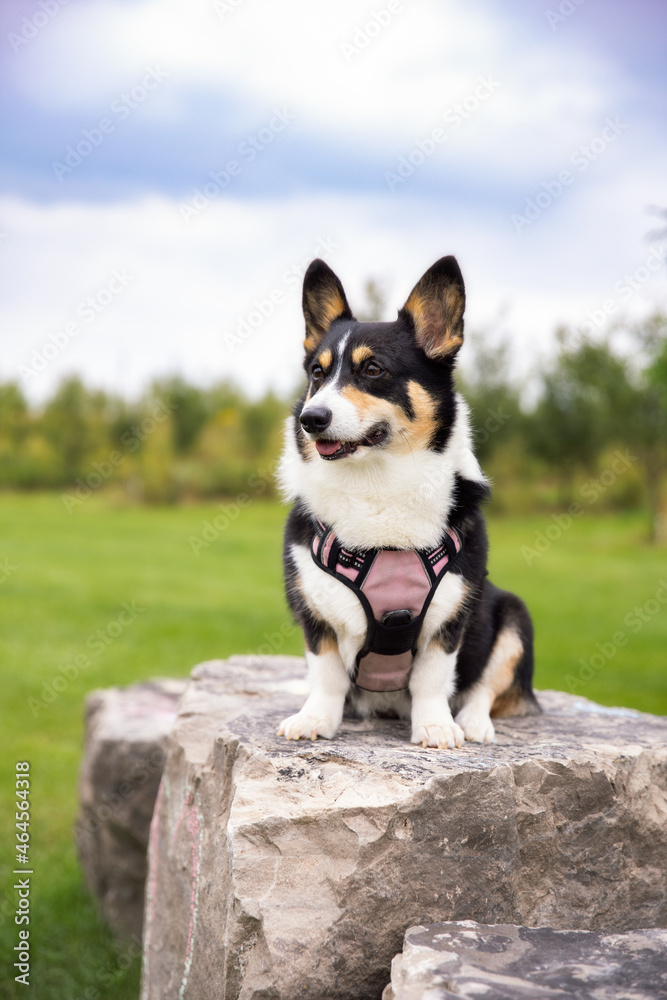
301, 387, 363, 445
277, 646, 350, 741
280, 393, 486, 551
409, 643, 464, 748
300, 332, 366, 442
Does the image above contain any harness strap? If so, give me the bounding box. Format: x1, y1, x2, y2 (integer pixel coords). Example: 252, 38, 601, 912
311, 520, 462, 691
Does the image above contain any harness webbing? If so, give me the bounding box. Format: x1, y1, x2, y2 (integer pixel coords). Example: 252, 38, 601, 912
310, 519, 462, 692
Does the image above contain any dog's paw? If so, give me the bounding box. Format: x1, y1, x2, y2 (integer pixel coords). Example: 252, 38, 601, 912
277, 712, 339, 741
411, 720, 464, 749
455, 705, 496, 743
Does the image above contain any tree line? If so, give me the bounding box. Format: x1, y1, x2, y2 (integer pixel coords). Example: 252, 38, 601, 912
0, 310, 665, 540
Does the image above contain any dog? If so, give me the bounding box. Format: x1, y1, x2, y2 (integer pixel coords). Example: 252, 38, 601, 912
277, 255, 539, 749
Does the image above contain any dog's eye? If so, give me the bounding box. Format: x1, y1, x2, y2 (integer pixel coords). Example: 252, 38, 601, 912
364, 361, 384, 378
312, 365, 324, 381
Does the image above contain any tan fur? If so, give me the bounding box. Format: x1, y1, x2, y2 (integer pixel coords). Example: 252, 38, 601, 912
351, 345, 373, 365
339, 383, 384, 416
406, 381, 437, 449
316, 634, 339, 656
491, 685, 533, 718
336, 381, 438, 454
404, 285, 464, 358
303, 287, 348, 352
484, 627, 523, 697
318, 348, 333, 370
475, 626, 535, 718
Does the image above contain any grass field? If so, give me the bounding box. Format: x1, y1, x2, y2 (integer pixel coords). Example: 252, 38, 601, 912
0, 493, 666, 999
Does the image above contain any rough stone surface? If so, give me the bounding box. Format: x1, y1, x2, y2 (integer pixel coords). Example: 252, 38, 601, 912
384, 920, 667, 999
76, 678, 187, 940
140, 656, 667, 1000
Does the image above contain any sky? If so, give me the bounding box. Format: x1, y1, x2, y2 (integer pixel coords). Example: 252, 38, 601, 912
1, 0, 666, 403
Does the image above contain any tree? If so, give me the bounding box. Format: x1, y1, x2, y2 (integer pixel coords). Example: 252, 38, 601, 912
528, 332, 632, 502
356, 279, 386, 322
41, 377, 109, 483
620, 313, 667, 542
456, 327, 523, 467
149, 376, 210, 454
0, 381, 28, 449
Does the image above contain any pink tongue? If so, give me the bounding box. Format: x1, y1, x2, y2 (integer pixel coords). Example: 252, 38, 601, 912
316, 440, 341, 456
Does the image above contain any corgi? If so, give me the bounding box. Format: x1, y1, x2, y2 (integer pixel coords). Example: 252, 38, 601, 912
278, 256, 539, 749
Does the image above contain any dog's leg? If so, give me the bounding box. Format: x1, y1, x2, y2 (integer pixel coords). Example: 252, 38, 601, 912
409, 641, 464, 749
277, 646, 350, 741
455, 626, 524, 743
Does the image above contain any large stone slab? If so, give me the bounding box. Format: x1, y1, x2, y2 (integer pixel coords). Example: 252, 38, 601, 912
384, 920, 667, 999
140, 656, 667, 1000
76, 678, 187, 940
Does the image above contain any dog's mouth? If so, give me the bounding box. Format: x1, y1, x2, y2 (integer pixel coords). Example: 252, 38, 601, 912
315, 423, 390, 461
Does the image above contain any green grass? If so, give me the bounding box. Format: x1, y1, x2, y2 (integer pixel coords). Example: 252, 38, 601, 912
0, 494, 665, 999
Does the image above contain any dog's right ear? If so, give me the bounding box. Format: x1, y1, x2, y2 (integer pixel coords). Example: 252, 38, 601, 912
302, 259, 353, 353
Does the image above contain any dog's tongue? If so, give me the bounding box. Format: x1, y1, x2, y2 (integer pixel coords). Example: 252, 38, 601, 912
315, 440, 341, 456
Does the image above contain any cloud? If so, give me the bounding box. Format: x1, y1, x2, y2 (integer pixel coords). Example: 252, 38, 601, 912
1, 179, 664, 405
1, 0, 664, 406
2, 0, 643, 201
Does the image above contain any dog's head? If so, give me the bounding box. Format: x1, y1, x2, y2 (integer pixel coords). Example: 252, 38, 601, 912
296, 256, 466, 463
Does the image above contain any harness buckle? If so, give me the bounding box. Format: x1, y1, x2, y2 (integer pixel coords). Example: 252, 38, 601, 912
381, 609, 413, 627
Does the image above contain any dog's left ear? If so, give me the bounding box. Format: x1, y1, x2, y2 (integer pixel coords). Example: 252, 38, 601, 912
400, 255, 465, 359
302, 259, 353, 353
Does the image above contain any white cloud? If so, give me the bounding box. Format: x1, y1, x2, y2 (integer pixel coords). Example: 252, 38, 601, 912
2, 178, 665, 405
9, 0, 627, 181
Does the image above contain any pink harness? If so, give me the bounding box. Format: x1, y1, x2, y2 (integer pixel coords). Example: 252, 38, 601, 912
311, 520, 462, 692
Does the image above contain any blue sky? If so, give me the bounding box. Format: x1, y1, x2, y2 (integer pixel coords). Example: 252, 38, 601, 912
1, 0, 665, 401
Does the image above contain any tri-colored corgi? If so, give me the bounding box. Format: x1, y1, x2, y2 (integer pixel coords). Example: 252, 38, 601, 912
278, 256, 539, 749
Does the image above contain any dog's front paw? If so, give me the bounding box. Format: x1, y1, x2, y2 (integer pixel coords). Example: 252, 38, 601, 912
277, 712, 339, 741
455, 705, 496, 743
411, 720, 464, 749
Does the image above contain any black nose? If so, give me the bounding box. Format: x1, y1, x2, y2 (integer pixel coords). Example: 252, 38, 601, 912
300, 406, 332, 434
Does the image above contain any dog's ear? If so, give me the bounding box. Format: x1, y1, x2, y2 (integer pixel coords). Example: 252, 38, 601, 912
302, 259, 353, 353
400, 256, 465, 359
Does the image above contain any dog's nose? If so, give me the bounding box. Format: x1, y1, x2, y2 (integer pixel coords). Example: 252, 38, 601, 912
300, 406, 332, 435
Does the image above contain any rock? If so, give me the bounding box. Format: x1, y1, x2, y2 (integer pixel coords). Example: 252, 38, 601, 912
140, 656, 667, 1000
76, 678, 187, 940
384, 920, 667, 999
